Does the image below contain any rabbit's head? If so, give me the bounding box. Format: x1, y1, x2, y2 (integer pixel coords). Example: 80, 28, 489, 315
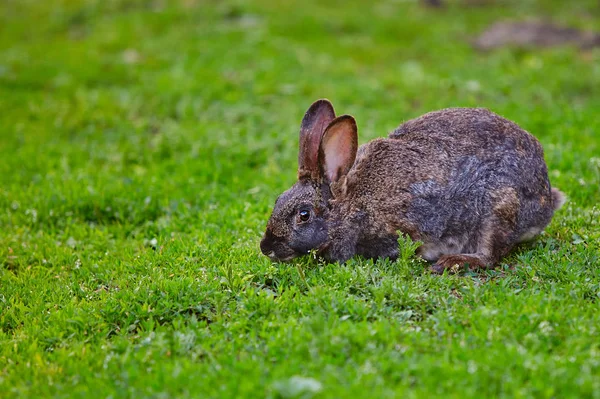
260, 100, 357, 261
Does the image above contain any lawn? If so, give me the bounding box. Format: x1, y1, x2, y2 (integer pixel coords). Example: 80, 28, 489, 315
1, 0, 600, 397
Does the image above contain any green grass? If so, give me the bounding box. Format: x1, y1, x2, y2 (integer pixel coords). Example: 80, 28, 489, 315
1, 0, 600, 397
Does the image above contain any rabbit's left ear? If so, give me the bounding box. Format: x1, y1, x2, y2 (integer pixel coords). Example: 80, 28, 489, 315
298, 99, 336, 180
319, 115, 358, 183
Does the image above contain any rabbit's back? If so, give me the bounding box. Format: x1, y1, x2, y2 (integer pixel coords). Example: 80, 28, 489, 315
388, 108, 551, 201
390, 108, 542, 156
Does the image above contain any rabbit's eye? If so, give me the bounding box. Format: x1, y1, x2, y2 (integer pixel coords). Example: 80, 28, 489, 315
297, 209, 310, 223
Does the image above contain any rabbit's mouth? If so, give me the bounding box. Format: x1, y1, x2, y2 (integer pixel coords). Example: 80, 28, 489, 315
260, 230, 299, 262
264, 249, 299, 263
265, 251, 296, 263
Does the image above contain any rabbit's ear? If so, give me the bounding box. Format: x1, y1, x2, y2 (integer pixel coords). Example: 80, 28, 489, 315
299, 99, 336, 180
320, 115, 358, 183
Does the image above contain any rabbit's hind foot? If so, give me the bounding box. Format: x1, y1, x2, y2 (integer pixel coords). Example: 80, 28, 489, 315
430, 254, 491, 274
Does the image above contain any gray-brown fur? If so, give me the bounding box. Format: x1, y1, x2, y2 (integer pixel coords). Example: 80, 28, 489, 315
260, 100, 565, 272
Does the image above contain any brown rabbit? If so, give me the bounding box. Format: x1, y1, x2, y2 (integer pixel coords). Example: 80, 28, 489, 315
260, 99, 565, 273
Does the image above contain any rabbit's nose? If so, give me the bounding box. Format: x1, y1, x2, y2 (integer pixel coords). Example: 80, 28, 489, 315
260, 233, 273, 256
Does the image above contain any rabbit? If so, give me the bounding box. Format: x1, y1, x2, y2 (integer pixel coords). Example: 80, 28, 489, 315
260, 99, 565, 273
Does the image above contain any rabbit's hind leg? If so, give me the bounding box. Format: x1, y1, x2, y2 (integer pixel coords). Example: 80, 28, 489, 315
430, 254, 488, 274
430, 217, 515, 274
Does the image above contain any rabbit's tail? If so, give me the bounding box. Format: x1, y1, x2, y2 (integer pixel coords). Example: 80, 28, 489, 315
551, 187, 567, 211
